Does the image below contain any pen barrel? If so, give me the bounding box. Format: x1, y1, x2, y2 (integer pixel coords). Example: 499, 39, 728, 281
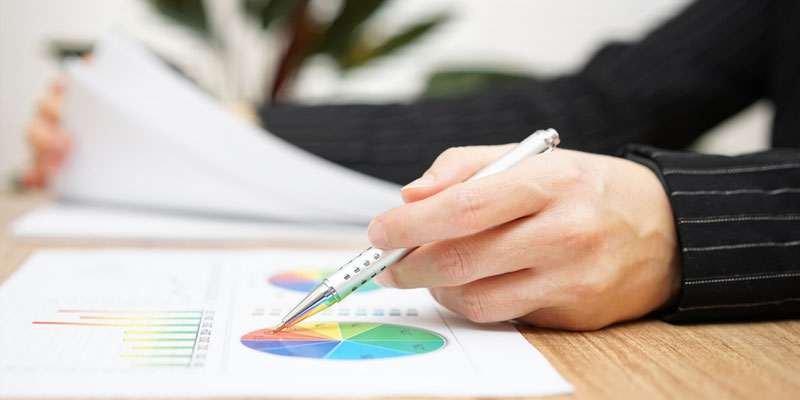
325, 129, 559, 301
278, 128, 560, 329
326, 129, 558, 301
467, 128, 559, 182
327, 247, 410, 300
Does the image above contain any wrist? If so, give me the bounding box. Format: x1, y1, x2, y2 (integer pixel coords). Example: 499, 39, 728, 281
619, 153, 684, 314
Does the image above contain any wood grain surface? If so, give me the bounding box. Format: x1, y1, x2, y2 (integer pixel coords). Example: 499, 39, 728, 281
2, 190, 798, 399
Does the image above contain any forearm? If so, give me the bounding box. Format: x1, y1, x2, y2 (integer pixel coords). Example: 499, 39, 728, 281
622, 145, 800, 322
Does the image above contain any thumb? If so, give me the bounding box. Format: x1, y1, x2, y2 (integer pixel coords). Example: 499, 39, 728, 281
400, 144, 515, 203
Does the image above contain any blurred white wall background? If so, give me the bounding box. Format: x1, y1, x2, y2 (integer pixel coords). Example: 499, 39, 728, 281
0, 0, 771, 189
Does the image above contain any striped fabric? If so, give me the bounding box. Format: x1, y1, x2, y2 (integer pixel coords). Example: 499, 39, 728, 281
262, 0, 799, 322
622, 146, 800, 322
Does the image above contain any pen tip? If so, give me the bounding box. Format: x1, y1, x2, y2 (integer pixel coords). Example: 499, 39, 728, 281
273, 322, 286, 333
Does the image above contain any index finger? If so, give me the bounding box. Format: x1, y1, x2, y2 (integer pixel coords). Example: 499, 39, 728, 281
368, 157, 554, 249
401, 145, 513, 204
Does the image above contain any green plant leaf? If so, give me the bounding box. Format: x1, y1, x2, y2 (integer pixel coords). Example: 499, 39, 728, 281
341, 14, 447, 69
421, 69, 537, 99
147, 0, 210, 36
243, 0, 298, 30
314, 0, 387, 58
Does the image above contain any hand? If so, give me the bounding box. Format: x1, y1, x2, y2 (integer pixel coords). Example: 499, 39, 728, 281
369, 146, 682, 330
21, 78, 71, 188
20, 67, 256, 188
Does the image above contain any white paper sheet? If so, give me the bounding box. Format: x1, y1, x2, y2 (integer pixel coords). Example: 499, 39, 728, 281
53, 32, 402, 224
10, 203, 368, 242
0, 249, 573, 398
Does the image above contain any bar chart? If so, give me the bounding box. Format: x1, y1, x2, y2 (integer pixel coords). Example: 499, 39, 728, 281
28, 309, 214, 368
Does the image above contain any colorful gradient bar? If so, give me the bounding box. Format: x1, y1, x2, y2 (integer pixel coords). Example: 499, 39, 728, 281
121, 354, 192, 358
58, 309, 202, 314
132, 363, 190, 367
79, 316, 200, 320
32, 322, 199, 327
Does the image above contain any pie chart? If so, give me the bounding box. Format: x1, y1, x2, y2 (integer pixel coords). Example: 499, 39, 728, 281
240, 322, 446, 360
269, 270, 381, 293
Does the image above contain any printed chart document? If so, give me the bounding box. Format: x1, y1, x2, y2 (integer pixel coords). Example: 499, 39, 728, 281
0, 249, 573, 398
52, 31, 401, 225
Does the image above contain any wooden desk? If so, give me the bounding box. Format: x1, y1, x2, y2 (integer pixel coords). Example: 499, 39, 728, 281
2, 191, 799, 399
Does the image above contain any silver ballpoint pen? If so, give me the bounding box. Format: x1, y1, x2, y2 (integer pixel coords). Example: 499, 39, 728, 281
273, 129, 560, 332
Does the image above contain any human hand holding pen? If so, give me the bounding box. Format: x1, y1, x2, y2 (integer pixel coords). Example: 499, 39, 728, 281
370, 146, 682, 331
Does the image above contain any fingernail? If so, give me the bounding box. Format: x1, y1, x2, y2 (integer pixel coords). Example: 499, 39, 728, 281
367, 220, 388, 248
402, 174, 435, 191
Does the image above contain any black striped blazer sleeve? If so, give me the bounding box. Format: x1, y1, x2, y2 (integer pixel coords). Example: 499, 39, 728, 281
622, 145, 800, 322
262, 0, 781, 185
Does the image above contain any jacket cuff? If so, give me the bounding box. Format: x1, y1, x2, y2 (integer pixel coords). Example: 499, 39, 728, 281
619, 144, 800, 323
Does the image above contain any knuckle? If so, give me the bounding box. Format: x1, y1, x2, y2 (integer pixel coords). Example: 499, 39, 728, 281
571, 274, 612, 302
452, 188, 485, 231
577, 225, 603, 250
437, 146, 468, 163
521, 179, 552, 207
459, 288, 493, 323
563, 205, 604, 249
432, 146, 474, 172
433, 244, 472, 285
554, 156, 581, 180
431, 148, 458, 170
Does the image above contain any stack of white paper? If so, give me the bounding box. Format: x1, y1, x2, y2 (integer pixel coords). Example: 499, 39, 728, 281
53, 32, 402, 224
10, 203, 369, 242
